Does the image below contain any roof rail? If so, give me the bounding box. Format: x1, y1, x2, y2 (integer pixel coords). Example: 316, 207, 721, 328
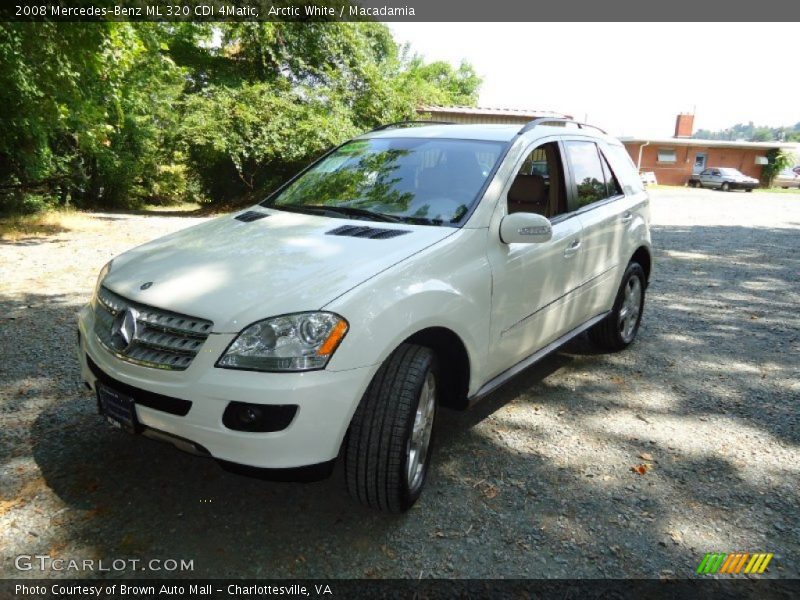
517, 118, 607, 136
370, 120, 455, 132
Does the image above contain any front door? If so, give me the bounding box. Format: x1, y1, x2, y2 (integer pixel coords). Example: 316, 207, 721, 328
693, 152, 707, 174
486, 140, 585, 379
699, 168, 719, 188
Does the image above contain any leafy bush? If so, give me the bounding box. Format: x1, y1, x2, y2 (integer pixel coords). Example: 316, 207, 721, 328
761, 149, 796, 187
0, 22, 481, 214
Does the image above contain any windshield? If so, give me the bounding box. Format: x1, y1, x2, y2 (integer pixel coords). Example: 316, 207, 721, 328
262, 137, 506, 226
719, 168, 744, 176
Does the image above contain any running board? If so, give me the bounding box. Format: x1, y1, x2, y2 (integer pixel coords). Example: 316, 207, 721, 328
469, 311, 610, 404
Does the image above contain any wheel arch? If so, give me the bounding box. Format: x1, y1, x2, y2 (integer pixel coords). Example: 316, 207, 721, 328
403, 326, 470, 410
631, 245, 652, 287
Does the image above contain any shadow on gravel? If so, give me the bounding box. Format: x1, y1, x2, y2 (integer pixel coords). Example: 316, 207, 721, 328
2, 223, 798, 577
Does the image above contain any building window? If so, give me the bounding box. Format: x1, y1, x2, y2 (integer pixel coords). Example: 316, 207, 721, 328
755, 156, 768, 165
657, 148, 677, 163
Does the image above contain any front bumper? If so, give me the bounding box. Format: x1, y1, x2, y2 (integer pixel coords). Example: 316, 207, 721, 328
728, 181, 758, 190
77, 305, 377, 469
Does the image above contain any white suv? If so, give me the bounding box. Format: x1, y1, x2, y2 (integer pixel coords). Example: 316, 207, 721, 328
78, 119, 651, 512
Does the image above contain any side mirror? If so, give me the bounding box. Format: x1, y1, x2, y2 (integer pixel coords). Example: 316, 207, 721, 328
499, 212, 553, 244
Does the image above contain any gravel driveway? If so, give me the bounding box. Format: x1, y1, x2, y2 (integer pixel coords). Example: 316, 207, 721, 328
1, 188, 798, 579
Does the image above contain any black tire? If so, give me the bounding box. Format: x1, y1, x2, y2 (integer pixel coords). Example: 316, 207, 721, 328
690, 180, 700, 188
745, 188, 753, 193
721, 182, 730, 192
589, 262, 646, 352
344, 343, 438, 512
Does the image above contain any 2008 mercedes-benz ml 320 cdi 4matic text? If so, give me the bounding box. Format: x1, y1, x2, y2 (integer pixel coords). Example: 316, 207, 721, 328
78, 119, 652, 512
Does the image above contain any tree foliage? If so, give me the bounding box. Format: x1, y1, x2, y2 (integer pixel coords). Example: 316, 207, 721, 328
0, 22, 481, 214
760, 148, 797, 187
694, 121, 800, 143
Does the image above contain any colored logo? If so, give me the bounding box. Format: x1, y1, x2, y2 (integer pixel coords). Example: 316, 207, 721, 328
696, 553, 773, 575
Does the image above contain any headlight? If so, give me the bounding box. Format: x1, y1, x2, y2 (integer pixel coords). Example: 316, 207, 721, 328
217, 312, 348, 372
93, 260, 113, 300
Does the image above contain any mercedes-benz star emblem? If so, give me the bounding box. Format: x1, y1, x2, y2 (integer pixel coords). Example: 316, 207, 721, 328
110, 307, 139, 352
140, 281, 153, 290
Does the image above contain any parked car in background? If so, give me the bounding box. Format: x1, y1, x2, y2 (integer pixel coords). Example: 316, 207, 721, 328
774, 169, 800, 189
688, 167, 759, 192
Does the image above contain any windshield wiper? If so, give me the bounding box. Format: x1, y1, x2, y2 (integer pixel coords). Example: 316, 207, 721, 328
279, 204, 402, 223
395, 215, 442, 226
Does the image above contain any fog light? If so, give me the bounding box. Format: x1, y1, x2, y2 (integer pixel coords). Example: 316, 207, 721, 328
222, 401, 298, 433
238, 405, 262, 424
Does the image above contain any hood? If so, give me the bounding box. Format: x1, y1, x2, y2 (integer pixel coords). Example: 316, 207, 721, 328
104, 208, 454, 332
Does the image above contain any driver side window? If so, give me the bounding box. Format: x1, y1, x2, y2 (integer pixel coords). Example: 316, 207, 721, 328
506, 142, 568, 219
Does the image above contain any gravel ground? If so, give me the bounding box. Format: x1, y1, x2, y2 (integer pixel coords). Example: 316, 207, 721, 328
1, 188, 798, 579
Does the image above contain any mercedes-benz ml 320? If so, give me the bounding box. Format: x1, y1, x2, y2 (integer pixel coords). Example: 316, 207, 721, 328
78, 119, 652, 512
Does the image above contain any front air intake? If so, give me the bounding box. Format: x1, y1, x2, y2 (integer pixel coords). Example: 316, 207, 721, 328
234, 211, 269, 222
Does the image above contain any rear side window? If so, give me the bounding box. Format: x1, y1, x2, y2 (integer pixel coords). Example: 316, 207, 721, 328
603, 143, 644, 195
599, 151, 623, 198
565, 141, 628, 210
564, 141, 608, 209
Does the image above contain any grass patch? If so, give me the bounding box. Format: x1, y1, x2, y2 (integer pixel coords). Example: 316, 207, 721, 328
754, 187, 800, 194
0, 209, 103, 240
140, 201, 203, 213
0, 201, 209, 239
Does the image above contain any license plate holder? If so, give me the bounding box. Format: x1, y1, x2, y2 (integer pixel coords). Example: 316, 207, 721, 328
97, 383, 141, 434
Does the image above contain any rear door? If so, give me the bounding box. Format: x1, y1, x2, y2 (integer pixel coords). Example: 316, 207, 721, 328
562, 139, 629, 322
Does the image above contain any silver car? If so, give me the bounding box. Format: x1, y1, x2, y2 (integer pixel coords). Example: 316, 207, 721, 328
689, 167, 759, 192
774, 168, 800, 189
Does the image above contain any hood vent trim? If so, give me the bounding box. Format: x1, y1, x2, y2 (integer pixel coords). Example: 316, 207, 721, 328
326, 225, 410, 240
235, 211, 269, 222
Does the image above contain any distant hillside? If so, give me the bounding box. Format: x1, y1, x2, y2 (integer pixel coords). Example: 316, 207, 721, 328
694, 122, 800, 142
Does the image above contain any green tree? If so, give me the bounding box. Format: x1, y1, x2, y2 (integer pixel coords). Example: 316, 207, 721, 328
761, 148, 796, 187
0, 23, 191, 212
178, 23, 481, 202
0, 21, 482, 212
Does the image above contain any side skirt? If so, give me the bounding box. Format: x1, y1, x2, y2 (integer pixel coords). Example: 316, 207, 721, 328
468, 311, 610, 405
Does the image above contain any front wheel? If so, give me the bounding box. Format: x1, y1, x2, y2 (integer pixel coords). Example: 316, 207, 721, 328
721, 182, 731, 192
344, 344, 438, 512
745, 188, 753, 193
589, 262, 646, 351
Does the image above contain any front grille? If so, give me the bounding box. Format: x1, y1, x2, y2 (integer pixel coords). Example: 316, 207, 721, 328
94, 286, 213, 370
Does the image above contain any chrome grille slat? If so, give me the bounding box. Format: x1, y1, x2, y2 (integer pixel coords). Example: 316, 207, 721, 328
93, 286, 213, 371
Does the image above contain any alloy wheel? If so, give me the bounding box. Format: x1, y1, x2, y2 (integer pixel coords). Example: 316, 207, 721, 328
618, 276, 642, 343
406, 370, 436, 491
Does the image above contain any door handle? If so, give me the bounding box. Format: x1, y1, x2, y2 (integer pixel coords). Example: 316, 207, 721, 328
621, 212, 633, 223
564, 239, 581, 257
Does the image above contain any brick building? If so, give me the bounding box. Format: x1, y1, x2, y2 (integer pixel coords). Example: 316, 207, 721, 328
620, 114, 797, 186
